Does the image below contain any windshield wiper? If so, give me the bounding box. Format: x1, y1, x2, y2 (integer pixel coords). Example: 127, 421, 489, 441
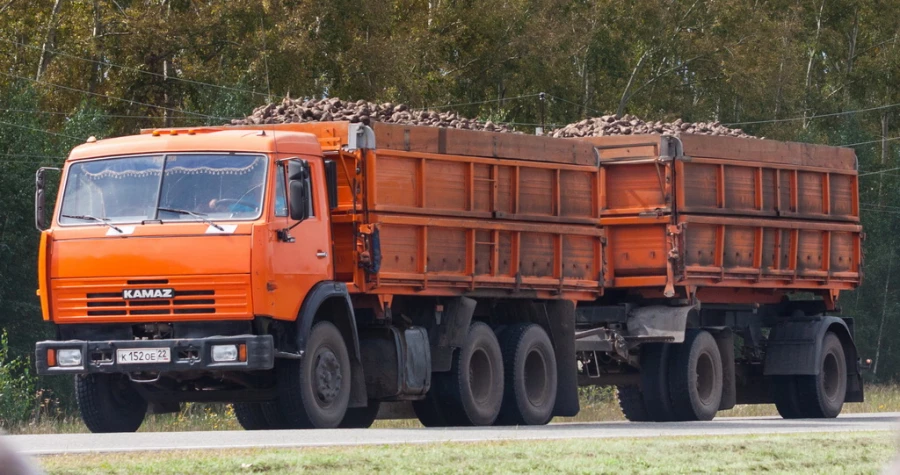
61, 214, 124, 234
157, 207, 224, 231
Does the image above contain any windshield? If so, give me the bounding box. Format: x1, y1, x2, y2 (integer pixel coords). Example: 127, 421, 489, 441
59, 153, 267, 225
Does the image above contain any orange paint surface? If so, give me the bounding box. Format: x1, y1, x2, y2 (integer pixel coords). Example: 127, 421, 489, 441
40, 123, 861, 324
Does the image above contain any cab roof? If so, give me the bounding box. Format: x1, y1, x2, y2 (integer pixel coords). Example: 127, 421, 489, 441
67, 128, 322, 161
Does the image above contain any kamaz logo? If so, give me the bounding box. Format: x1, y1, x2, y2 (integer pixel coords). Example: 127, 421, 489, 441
123, 288, 174, 299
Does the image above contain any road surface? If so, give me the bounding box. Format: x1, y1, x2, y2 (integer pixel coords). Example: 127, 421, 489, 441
6, 412, 898, 455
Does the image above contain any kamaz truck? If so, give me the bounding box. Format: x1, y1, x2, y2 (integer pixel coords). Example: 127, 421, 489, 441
34, 122, 864, 432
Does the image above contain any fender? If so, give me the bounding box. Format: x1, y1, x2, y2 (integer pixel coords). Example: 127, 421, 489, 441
296, 281, 366, 406
297, 281, 360, 360
763, 316, 863, 402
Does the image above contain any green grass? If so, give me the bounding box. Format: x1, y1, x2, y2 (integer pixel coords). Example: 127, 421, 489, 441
37, 432, 896, 474
10, 383, 900, 434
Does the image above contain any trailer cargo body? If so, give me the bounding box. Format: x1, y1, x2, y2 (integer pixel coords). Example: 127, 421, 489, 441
34, 121, 863, 432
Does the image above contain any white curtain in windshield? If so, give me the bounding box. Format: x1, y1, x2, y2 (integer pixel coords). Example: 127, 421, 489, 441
59, 154, 267, 224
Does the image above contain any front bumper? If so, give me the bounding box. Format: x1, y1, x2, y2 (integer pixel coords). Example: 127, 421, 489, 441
35, 335, 274, 375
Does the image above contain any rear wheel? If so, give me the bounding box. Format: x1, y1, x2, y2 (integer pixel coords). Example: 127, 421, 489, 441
617, 385, 649, 422
773, 376, 804, 419
640, 343, 675, 422
275, 321, 351, 429
75, 374, 147, 433
444, 322, 505, 426
668, 330, 723, 421
795, 332, 847, 418
339, 401, 381, 428
495, 324, 557, 426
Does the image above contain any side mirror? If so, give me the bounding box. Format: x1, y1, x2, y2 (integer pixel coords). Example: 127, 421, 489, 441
286, 160, 310, 222
35, 167, 61, 231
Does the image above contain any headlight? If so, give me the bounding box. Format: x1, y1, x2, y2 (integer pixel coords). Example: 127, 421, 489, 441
57, 349, 83, 367
211, 345, 238, 362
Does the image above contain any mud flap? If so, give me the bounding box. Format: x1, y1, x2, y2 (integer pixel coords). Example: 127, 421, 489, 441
544, 300, 579, 418
712, 329, 736, 411
763, 316, 863, 404
626, 305, 697, 343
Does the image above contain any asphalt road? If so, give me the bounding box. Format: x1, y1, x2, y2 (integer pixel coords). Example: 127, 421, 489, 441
6, 412, 898, 456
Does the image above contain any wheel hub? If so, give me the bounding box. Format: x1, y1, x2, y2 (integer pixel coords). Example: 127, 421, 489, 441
314, 350, 342, 405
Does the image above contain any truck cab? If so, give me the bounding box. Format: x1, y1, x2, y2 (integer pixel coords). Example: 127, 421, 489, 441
34, 127, 346, 431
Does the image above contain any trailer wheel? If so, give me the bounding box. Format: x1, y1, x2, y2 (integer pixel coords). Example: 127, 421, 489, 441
795, 332, 847, 418
772, 376, 804, 419
276, 321, 351, 428
339, 401, 381, 428
75, 374, 147, 433
495, 324, 557, 426
445, 322, 505, 426
640, 343, 675, 422
617, 385, 650, 421
233, 402, 283, 430
667, 330, 723, 421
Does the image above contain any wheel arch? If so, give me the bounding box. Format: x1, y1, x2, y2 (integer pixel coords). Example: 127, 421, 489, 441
297, 280, 367, 406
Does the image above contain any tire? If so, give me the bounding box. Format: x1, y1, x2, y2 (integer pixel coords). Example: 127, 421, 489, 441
667, 330, 723, 421
495, 324, 558, 426
340, 400, 381, 428
795, 332, 847, 418
412, 371, 457, 427
275, 321, 352, 429
617, 385, 650, 422
445, 322, 505, 426
640, 343, 675, 422
233, 402, 284, 430
75, 374, 147, 433
772, 376, 804, 419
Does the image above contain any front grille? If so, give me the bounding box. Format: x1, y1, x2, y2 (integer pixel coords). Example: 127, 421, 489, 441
85, 292, 216, 317
52, 275, 251, 322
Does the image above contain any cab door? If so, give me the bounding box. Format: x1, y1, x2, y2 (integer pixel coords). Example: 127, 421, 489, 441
265, 158, 332, 319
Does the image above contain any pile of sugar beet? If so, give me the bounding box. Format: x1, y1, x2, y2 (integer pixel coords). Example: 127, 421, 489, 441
231, 96, 754, 138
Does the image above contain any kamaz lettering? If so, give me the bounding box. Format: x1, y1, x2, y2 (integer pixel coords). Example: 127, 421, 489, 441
122, 288, 174, 299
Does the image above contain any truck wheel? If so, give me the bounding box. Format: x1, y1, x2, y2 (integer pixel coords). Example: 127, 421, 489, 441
276, 321, 351, 429
412, 372, 457, 427
446, 322, 505, 426
773, 376, 804, 419
233, 402, 283, 430
339, 401, 381, 428
617, 385, 650, 421
640, 343, 675, 422
667, 330, 723, 421
495, 324, 557, 426
795, 332, 847, 418
75, 374, 147, 433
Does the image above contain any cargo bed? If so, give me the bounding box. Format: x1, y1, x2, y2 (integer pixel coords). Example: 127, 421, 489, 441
221, 122, 862, 309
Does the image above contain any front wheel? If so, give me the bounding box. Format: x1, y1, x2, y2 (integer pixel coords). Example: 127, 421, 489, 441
339, 401, 381, 428
75, 374, 147, 433
275, 321, 352, 429
233, 402, 284, 430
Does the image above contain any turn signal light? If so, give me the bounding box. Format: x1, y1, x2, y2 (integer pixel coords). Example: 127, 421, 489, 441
239, 344, 247, 362
47, 349, 56, 367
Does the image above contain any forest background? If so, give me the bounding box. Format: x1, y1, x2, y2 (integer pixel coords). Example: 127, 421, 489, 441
1, 0, 900, 421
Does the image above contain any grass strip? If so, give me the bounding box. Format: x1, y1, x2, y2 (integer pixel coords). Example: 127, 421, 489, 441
37, 431, 896, 474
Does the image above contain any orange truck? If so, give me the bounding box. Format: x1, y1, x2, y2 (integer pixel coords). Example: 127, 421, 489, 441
33, 121, 864, 432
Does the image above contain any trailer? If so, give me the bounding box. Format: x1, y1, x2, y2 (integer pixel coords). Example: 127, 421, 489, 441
33, 121, 862, 431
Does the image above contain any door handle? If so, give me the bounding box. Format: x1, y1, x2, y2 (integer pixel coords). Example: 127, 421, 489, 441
316, 251, 328, 258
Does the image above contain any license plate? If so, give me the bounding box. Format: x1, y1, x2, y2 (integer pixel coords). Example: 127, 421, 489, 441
117, 348, 171, 364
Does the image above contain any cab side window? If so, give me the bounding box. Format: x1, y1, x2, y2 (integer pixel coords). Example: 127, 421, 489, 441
274, 164, 288, 217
